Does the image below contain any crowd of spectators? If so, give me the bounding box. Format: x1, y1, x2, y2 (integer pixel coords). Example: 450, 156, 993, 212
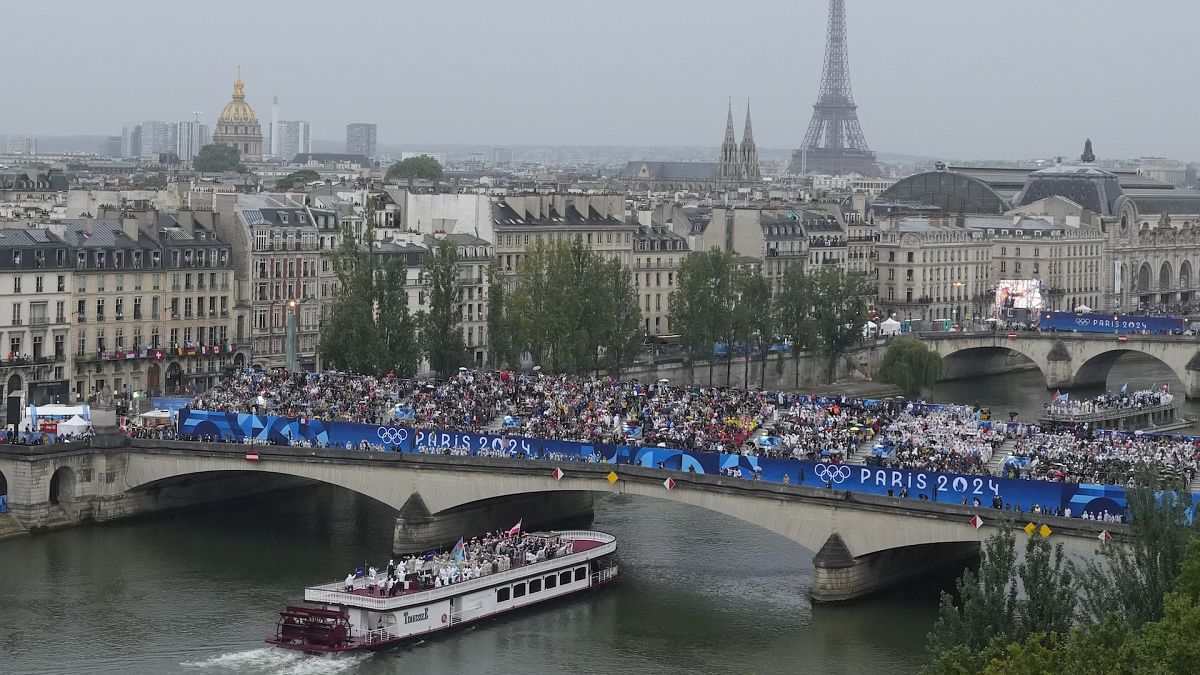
864, 407, 1001, 474
1043, 389, 1174, 418
1006, 428, 1199, 486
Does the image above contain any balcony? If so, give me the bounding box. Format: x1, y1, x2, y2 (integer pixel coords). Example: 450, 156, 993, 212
133, 311, 142, 320
115, 313, 124, 321
1, 354, 64, 368
11, 318, 22, 326
31, 317, 49, 326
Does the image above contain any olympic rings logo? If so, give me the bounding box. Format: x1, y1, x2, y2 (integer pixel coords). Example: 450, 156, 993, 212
814, 464, 852, 484
376, 426, 410, 444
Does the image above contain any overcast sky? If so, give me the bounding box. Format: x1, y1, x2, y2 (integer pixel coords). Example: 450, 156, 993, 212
3, 0, 1197, 160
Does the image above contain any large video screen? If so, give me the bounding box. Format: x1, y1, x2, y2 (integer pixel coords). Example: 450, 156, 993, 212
994, 279, 1043, 314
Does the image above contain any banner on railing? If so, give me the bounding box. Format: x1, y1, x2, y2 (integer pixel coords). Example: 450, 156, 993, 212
178, 408, 1136, 519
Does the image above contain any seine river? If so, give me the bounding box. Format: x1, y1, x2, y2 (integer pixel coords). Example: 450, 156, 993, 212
0, 353, 1182, 675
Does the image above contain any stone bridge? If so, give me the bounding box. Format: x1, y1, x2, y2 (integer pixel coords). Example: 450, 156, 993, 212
919, 332, 1200, 397
0, 437, 1116, 602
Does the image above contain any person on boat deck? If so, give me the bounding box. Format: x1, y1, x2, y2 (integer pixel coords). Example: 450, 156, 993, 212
344, 573, 355, 592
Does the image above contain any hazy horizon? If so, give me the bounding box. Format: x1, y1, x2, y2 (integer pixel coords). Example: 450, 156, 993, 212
2, 0, 1197, 162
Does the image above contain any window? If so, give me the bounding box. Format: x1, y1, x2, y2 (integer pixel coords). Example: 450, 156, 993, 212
12, 277, 20, 293
560, 571, 572, 585
529, 579, 542, 593
545, 575, 557, 590
574, 567, 587, 582
512, 583, 526, 599
35, 275, 43, 293
496, 587, 510, 603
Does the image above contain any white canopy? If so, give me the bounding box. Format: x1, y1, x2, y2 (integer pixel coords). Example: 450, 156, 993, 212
1074, 304, 1092, 313
879, 318, 902, 336
862, 321, 879, 337
56, 415, 90, 436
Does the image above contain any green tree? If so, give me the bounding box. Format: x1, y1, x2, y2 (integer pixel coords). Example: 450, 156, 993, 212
594, 256, 643, 378
879, 336, 944, 396
777, 264, 816, 388
669, 249, 736, 385
1078, 471, 1200, 628
808, 267, 872, 383
138, 172, 168, 189
421, 239, 469, 376
386, 155, 444, 186
276, 169, 320, 190
485, 260, 517, 368
193, 144, 241, 172
732, 268, 771, 387
928, 528, 1020, 664
319, 214, 418, 376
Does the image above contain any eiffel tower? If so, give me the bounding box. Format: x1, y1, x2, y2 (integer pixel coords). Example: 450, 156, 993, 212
789, 0, 881, 176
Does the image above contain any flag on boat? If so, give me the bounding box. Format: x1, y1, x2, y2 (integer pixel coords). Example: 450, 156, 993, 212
1163, 383, 1172, 393
451, 537, 465, 562
1059, 392, 1069, 403
1121, 382, 1129, 394
507, 519, 522, 536
1052, 390, 1062, 403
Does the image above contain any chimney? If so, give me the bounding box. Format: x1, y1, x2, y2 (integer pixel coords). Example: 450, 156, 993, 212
122, 216, 140, 241
177, 210, 195, 237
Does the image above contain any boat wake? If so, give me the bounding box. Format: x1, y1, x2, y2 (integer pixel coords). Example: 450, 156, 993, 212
181, 647, 369, 675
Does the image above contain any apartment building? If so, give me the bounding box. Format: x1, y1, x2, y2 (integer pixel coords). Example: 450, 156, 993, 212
0, 229, 72, 404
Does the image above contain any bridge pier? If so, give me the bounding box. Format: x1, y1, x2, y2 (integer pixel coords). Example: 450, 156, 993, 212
810, 534, 980, 603
392, 491, 595, 555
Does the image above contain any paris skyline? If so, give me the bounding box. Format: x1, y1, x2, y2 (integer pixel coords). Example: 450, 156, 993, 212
2, 0, 1198, 160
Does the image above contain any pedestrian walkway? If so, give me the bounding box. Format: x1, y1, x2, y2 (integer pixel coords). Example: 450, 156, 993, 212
987, 437, 1016, 474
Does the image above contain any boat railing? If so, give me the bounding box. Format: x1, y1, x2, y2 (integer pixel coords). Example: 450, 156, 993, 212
1041, 400, 1177, 422
304, 531, 617, 611
358, 626, 393, 644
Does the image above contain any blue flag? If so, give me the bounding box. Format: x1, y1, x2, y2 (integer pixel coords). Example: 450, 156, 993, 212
1121, 382, 1128, 394
451, 537, 465, 562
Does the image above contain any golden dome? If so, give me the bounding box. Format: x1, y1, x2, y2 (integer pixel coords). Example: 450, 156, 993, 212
218, 69, 258, 124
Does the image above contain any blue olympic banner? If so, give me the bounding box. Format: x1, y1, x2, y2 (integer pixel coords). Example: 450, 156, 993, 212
178, 408, 1143, 519
1038, 310, 1184, 334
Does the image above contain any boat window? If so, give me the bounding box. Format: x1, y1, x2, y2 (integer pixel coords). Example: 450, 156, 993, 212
529, 579, 542, 593
513, 582, 526, 598
496, 587, 510, 602
559, 571, 572, 585
574, 567, 587, 582
545, 575, 557, 590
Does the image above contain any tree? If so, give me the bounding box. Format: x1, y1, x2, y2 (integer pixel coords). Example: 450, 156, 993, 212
928, 528, 1020, 663
137, 172, 168, 189
669, 249, 736, 385
501, 240, 640, 376
421, 239, 469, 376
807, 267, 873, 383
193, 144, 241, 173
486, 260, 517, 368
275, 169, 320, 190
777, 264, 816, 388
386, 155, 443, 186
879, 337, 944, 396
733, 268, 771, 387
319, 213, 418, 376
1078, 470, 1200, 628
593, 256, 643, 378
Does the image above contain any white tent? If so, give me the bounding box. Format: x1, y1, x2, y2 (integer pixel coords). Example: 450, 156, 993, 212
879, 318, 902, 336
1074, 304, 1092, 313
56, 415, 90, 436
862, 321, 879, 337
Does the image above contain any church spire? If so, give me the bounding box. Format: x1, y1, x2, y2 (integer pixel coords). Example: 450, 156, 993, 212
719, 99, 741, 180
739, 99, 761, 181
1081, 138, 1095, 163
233, 65, 245, 100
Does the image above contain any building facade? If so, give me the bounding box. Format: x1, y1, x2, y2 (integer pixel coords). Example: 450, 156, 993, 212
276, 120, 311, 163
632, 222, 689, 335
177, 121, 211, 163
346, 123, 377, 160
0, 229, 72, 406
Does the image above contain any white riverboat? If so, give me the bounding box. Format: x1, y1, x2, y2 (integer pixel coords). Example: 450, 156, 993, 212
266, 530, 618, 654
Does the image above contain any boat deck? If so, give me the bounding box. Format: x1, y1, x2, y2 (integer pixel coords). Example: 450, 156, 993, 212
337, 537, 608, 601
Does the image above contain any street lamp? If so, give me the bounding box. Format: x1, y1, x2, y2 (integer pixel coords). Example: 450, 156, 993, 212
286, 299, 298, 372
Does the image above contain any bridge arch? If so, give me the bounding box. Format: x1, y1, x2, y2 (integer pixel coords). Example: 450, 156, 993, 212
1071, 349, 1185, 392
935, 344, 1044, 382
48, 466, 77, 504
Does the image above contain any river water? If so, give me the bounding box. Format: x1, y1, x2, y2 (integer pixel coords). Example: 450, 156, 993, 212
5, 355, 1172, 675
0, 485, 952, 675
930, 352, 1200, 430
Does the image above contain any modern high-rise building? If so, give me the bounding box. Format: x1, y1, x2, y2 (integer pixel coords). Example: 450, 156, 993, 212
177, 120, 211, 163
138, 121, 178, 159
489, 147, 514, 167
5, 136, 38, 155
276, 121, 311, 163
346, 123, 377, 159
104, 136, 123, 158
121, 123, 142, 159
